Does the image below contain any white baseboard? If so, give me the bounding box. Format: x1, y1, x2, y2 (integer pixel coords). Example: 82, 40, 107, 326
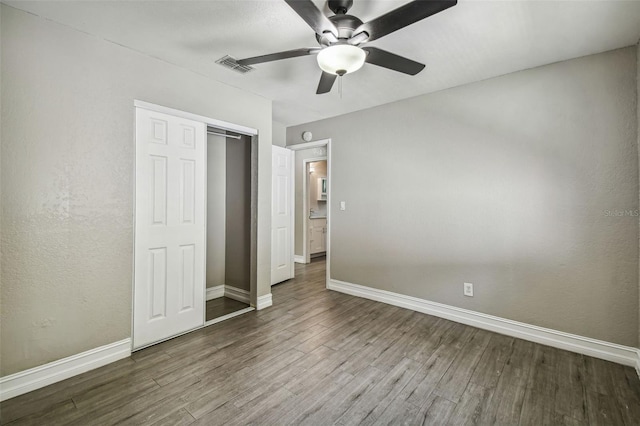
294, 255, 306, 264
0, 339, 131, 402
225, 285, 250, 304
256, 293, 273, 310
328, 279, 640, 369
206, 285, 225, 301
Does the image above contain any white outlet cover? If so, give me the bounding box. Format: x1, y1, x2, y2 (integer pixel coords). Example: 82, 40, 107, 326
464, 282, 474, 297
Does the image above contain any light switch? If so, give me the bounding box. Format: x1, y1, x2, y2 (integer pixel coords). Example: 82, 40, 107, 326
340, 201, 346, 211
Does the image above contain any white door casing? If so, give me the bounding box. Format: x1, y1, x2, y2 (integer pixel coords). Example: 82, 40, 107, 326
271, 146, 294, 285
134, 108, 206, 349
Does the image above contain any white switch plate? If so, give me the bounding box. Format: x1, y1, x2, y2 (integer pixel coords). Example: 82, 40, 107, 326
463, 282, 474, 297
340, 201, 346, 211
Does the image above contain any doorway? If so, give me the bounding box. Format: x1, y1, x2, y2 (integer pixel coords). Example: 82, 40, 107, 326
306, 160, 327, 261
288, 139, 332, 288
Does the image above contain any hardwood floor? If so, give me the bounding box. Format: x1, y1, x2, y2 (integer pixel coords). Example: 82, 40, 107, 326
2, 257, 639, 425
206, 297, 250, 322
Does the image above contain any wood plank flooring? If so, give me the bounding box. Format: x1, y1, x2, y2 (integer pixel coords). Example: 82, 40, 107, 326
206, 297, 250, 322
2, 257, 639, 425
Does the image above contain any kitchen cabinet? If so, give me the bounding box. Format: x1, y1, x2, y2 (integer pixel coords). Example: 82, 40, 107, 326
309, 218, 326, 254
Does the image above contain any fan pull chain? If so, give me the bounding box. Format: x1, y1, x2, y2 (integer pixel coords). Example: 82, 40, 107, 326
338, 75, 343, 99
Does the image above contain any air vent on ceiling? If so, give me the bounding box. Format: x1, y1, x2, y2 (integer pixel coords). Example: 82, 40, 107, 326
215, 55, 254, 74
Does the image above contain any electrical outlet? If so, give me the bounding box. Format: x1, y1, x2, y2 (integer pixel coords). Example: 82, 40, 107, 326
463, 282, 474, 297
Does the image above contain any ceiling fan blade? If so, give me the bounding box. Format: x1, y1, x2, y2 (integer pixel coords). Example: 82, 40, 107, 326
351, 0, 456, 43
237, 48, 321, 66
316, 71, 337, 94
284, 0, 339, 38
363, 47, 425, 75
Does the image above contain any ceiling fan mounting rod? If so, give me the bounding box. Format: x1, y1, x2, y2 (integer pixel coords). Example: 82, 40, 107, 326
328, 0, 353, 15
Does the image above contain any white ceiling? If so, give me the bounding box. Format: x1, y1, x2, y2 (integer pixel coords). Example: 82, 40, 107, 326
7, 0, 640, 126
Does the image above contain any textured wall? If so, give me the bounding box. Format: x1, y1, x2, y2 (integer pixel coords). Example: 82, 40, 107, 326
272, 122, 286, 148
225, 137, 251, 291
288, 47, 639, 346
0, 4, 3, 322
206, 134, 226, 288
294, 147, 327, 256
1, 5, 272, 375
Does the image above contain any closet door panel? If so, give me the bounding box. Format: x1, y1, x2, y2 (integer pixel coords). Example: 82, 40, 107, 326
134, 108, 206, 349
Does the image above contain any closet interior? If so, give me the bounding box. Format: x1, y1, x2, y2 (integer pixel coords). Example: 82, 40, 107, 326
206, 129, 252, 321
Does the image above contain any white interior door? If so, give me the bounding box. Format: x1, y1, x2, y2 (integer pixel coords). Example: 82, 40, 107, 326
134, 108, 206, 349
271, 146, 294, 285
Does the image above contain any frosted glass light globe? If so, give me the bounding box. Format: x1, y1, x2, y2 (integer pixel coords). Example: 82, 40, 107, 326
317, 45, 366, 75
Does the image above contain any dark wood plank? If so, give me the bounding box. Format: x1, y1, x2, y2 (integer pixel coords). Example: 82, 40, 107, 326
371, 397, 421, 425
336, 357, 421, 425
397, 323, 476, 407
469, 333, 515, 389
433, 329, 492, 403
482, 381, 526, 425
419, 396, 457, 425
2, 399, 77, 426
518, 345, 562, 426
151, 407, 195, 426
498, 338, 535, 390
293, 366, 385, 425
585, 389, 626, 426
447, 382, 494, 425
609, 364, 640, 425
553, 351, 587, 422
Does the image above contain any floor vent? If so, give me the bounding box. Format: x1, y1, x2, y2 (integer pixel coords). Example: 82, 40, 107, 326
215, 55, 254, 74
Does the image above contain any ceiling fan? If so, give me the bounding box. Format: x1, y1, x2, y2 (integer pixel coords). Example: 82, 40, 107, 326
236, 0, 457, 94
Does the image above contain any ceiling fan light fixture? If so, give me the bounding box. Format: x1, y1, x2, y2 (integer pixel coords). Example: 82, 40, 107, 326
317, 44, 366, 75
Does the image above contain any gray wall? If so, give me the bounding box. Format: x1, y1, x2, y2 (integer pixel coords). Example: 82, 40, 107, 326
638, 41, 640, 347
272, 121, 286, 147
0, 5, 3, 327
294, 147, 327, 256
288, 47, 639, 347
225, 137, 252, 291
1, 5, 272, 376
206, 134, 226, 288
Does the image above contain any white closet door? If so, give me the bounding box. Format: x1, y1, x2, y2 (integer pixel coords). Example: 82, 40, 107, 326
134, 108, 206, 349
271, 146, 294, 285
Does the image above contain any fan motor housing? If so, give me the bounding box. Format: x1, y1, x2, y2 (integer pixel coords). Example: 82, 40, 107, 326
315, 14, 363, 45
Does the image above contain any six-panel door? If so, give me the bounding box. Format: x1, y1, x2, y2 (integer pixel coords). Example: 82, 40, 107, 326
134, 108, 206, 349
271, 146, 294, 285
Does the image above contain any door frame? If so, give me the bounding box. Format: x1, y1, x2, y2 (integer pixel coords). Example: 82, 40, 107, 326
287, 139, 332, 288
132, 100, 259, 350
